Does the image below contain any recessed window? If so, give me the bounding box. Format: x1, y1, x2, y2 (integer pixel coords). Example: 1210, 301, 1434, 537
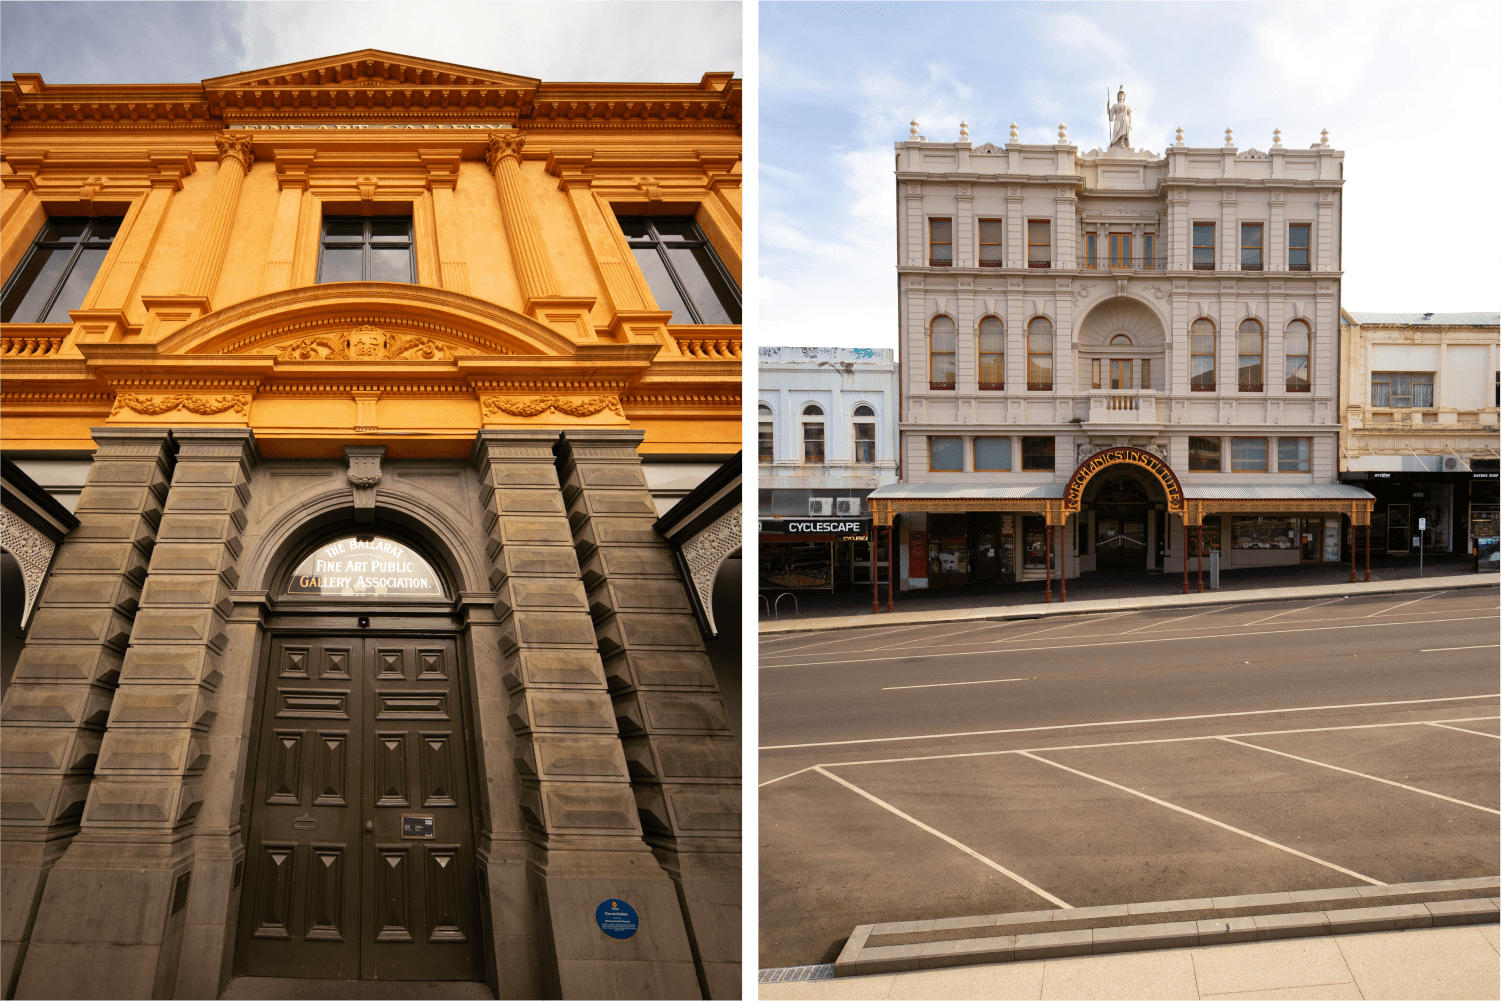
930, 316, 956, 390
1240, 223, 1263, 271
1021, 436, 1055, 471
1027, 316, 1053, 391
1371, 372, 1434, 408
1192, 223, 1215, 271
319, 216, 413, 283
1084, 232, 1098, 269
929, 436, 963, 471
2, 216, 122, 323
1091, 358, 1102, 389
978, 317, 1004, 390
1231, 437, 1269, 472
1027, 220, 1051, 269
1109, 233, 1131, 268
1190, 318, 1216, 391
1285, 320, 1311, 392
853, 405, 876, 464
758, 404, 774, 464
801, 404, 824, 464
975, 436, 1011, 471
978, 219, 1004, 266
1277, 437, 1311, 472
929, 218, 952, 267
1288, 224, 1311, 271
617, 216, 740, 324
1238, 319, 1264, 392
1189, 437, 1222, 471
1142, 233, 1156, 270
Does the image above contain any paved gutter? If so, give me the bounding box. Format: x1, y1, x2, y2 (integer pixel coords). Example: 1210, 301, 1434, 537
759, 575, 1499, 636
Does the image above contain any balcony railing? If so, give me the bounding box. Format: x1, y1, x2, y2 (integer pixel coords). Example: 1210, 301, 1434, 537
0, 335, 65, 357
1027, 381, 1052, 392
930, 381, 955, 391
1086, 390, 1161, 423
1081, 257, 1167, 271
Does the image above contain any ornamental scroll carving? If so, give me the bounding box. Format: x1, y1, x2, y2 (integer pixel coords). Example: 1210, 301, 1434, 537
1, 508, 55, 627
214, 134, 254, 171
485, 131, 525, 171
111, 393, 252, 417
481, 395, 624, 419
270, 326, 463, 362
679, 506, 741, 638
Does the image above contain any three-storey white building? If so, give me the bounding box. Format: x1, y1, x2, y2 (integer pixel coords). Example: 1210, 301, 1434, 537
869, 115, 1375, 592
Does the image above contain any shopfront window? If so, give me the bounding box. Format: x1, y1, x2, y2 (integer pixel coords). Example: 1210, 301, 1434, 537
1187, 519, 1222, 557
1231, 516, 1297, 550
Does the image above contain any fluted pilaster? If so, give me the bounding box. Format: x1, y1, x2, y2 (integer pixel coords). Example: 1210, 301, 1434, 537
486, 132, 559, 305
179, 135, 253, 303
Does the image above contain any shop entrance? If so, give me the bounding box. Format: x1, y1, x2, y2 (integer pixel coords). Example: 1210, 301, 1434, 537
1386, 503, 1411, 553
1092, 476, 1150, 570
237, 536, 482, 982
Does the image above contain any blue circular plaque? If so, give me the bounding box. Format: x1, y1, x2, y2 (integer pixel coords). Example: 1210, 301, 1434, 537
595, 898, 639, 939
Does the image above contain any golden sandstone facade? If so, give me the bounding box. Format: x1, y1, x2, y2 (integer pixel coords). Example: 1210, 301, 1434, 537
0, 51, 740, 999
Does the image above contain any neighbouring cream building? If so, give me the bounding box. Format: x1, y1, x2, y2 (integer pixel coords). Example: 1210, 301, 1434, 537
869, 105, 1375, 596
756, 347, 899, 594
0, 50, 740, 1000
1338, 311, 1500, 556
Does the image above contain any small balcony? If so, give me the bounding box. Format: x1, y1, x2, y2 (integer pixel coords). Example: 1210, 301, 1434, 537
1085, 390, 1162, 424
1081, 257, 1166, 272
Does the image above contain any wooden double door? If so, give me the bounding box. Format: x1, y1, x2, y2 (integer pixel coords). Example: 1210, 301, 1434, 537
237, 632, 482, 981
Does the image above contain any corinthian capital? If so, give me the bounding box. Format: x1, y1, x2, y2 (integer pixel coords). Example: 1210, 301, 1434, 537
213, 134, 255, 172
485, 131, 525, 172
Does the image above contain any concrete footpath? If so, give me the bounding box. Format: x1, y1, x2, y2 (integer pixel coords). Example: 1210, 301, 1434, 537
760, 572, 1499, 636
759, 924, 1501, 999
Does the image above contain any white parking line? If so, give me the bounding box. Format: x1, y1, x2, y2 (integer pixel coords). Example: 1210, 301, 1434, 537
758, 693, 1501, 750
758, 623, 933, 657
1217, 736, 1501, 815
1119, 604, 1241, 635
1016, 751, 1385, 886
1427, 721, 1501, 739
1421, 644, 1500, 653
759, 766, 818, 788
1240, 597, 1345, 627
758, 613, 1498, 668
813, 716, 1501, 769
884, 620, 1010, 649
1367, 593, 1437, 617
812, 765, 1072, 909
883, 677, 1028, 691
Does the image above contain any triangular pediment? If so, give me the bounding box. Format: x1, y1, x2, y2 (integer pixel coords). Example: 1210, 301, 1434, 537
204, 49, 540, 92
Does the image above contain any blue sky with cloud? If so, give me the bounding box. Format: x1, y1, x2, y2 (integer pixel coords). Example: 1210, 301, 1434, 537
760, 1, 1501, 347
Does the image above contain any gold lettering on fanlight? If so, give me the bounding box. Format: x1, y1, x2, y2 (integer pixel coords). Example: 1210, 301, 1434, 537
1064, 446, 1184, 513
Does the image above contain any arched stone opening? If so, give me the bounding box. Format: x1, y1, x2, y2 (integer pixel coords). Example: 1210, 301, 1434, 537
1076, 296, 1167, 391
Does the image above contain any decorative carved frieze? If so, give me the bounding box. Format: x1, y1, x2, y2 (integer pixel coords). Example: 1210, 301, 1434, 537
268, 326, 463, 361
110, 393, 251, 417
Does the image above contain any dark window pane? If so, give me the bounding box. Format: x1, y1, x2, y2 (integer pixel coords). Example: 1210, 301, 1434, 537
1286, 356, 1310, 391
759, 423, 774, 462
41, 218, 88, 243
1278, 438, 1310, 471
930, 436, 963, 471
853, 404, 875, 417
86, 217, 122, 242
1021, 436, 1054, 471
319, 247, 364, 283
1, 246, 71, 322
41, 247, 108, 322
369, 218, 410, 242
633, 248, 691, 322
929, 219, 952, 242
978, 220, 1004, 244
1189, 437, 1222, 471
367, 248, 412, 283
803, 423, 824, 463
650, 218, 698, 242
616, 217, 653, 239
665, 246, 739, 324
1413, 377, 1433, 408
1289, 225, 1310, 248
323, 218, 365, 242
1191, 355, 1216, 389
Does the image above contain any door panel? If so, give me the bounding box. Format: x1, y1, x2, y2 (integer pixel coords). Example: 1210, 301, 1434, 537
239, 633, 480, 982
1387, 504, 1410, 553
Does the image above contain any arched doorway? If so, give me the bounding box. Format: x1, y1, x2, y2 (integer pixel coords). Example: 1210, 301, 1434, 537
234, 528, 483, 982
1090, 474, 1152, 569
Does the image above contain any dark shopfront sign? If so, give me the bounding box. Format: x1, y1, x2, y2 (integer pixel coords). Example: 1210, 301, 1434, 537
760, 519, 868, 535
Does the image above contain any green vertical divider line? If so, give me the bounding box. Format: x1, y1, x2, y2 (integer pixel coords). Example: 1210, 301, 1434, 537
741, 0, 762, 996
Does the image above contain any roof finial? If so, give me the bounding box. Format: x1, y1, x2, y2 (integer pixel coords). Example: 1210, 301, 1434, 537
1320, 127, 1330, 147
1009, 122, 1019, 142
959, 120, 969, 141
1271, 127, 1282, 148
1224, 126, 1234, 147
1058, 122, 1067, 143
1174, 126, 1185, 147
909, 119, 919, 140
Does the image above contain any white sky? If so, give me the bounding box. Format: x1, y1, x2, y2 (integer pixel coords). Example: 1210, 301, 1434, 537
759, 1, 1501, 348
0, 1, 741, 83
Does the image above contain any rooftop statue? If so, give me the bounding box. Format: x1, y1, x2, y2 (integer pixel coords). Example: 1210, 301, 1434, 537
1107, 86, 1133, 149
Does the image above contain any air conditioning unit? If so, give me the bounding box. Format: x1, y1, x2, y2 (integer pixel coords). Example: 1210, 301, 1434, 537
835, 497, 861, 516
808, 497, 834, 516
1444, 456, 1467, 472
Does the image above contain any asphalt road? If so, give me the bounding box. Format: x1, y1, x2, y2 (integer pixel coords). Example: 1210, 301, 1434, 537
758, 586, 1501, 969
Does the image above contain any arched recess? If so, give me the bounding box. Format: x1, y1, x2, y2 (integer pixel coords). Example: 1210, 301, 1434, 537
158, 281, 583, 359
1064, 446, 1185, 515
1076, 295, 1168, 347
1076, 296, 1168, 391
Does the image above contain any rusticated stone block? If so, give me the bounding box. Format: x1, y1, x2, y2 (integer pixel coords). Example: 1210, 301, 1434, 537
139, 575, 233, 616
1, 732, 74, 771
171, 462, 249, 497
579, 493, 658, 518
588, 579, 690, 617
14, 645, 124, 685
632, 783, 672, 834
539, 782, 639, 834
661, 786, 740, 833
84, 460, 170, 489
494, 489, 567, 516
602, 649, 715, 691
74, 485, 164, 516
96, 730, 205, 772
33, 574, 141, 614
570, 463, 649, 491
501, 648, 606, 691
595, 613, 702, 655
119, 646, 222, 688
579, 548, 675, 589
573, 517, 660, 556
68, 515, 159, 545
52, 542, 151, 582
614, 692, 730, 735
0, 776, 88, 824
108, 687, 216, 729
495, 578, 589, 615
1, 686, 112, 728
156, 514, 244, 551
489, 517, 573, 546
529, 734, 631, 781
129, 608, 228, 650
27, 606, 134, 648
163, 486, 247, 524
509, 611, 598, 649
655, 738, 740, 779
499, 545, 580, 578
481, 462, 559, 489
147, 540, 241, 582
82, 780, 179, 824
510, 690, 616, 733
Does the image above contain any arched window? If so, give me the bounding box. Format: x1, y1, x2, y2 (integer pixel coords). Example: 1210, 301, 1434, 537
1190, 318, 1216, 391
978, 317, 1004, 390
852, 405, 876, 464
930, 316, 956, 390
1285, 320, 1311, 392
758, 404, 774, 463
801, 404, 824, 464
1238, 318, 1264, 392
1026, 316, 1053, 391
1110, 333, 1132, 345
